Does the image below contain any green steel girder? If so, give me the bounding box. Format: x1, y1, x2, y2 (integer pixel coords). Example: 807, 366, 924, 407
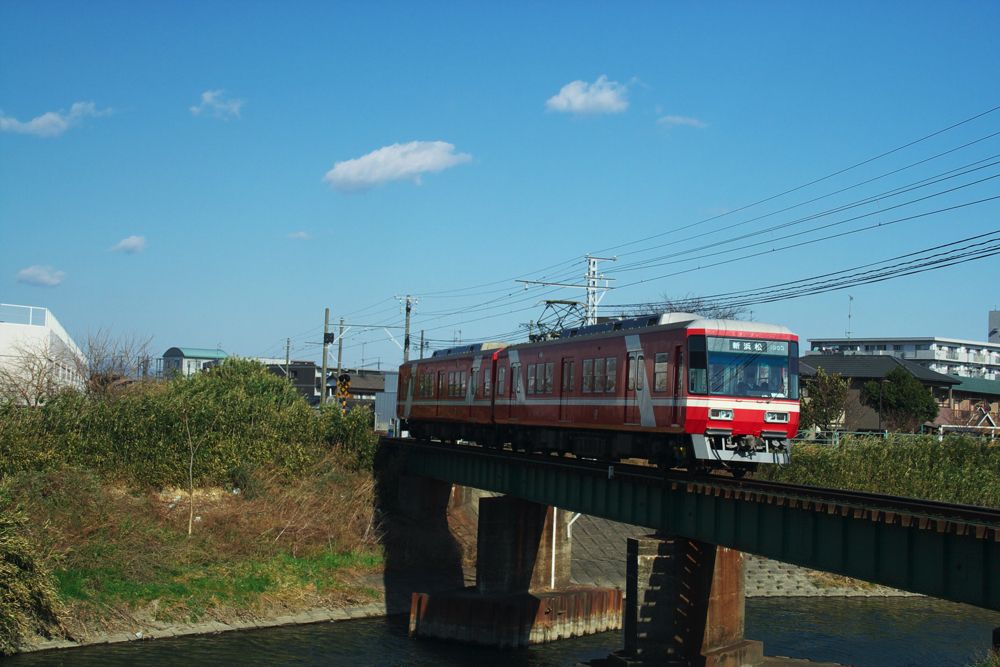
385, 442, 1000, 612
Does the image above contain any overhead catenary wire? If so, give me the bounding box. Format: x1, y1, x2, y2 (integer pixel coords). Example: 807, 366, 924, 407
329, 105, 1000, 359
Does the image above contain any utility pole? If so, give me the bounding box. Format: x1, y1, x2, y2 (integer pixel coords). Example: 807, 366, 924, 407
585, 255, 616, 325
398, 295, 417, 363
419, 330, 425, 360
515, 256, 615, 327
321, 308, 330, 404
336, 318, 344, 375
285, 338, 291, 378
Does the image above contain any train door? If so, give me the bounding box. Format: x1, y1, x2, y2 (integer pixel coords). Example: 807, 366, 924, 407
559, 357, 574, 421
671, 345, 683, 426
509, 363, 521, 419
436, 371, 445, 418
468, 358, 480, 420
625, 352, 642, 424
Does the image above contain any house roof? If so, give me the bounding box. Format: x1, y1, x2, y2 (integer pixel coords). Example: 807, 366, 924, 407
799, 354, 960, 386
947, 375, 1000, 397
162, 347, 229, 360
346, 373, 385, 392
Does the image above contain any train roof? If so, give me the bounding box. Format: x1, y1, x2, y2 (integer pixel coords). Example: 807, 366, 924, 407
429, 341, 506, 358
501, 313, 795, 352
413, 313, 795, 364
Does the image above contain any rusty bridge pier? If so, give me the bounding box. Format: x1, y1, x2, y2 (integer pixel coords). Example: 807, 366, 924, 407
608, 536, 761, 667
408, 495, 622, 647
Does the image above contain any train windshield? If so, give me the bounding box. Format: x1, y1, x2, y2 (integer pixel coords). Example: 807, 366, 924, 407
688, 335, 799, 399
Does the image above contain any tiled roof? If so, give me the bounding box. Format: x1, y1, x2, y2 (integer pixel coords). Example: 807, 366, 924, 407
799, 354, 960, 386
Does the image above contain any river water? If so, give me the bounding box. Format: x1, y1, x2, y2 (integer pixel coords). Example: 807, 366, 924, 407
8, 597, 999, 667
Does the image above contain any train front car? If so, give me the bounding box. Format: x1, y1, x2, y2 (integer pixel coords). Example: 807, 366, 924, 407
683, 320, 799, 472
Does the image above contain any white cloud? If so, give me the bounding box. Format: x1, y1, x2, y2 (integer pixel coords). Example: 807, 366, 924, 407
288, 231, 311, 240
545, 75, 629, 115
657, 114, 708, 129
189, 90, 244, 120
324, 141, 472, 192
16, 265, 65, 287
111, 235, 146, 254
0, 101, 110, 138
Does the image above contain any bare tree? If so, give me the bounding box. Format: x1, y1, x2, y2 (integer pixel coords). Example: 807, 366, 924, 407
657, 293, 749, 320
0, 339, 81, 406
73, 329, 154, 396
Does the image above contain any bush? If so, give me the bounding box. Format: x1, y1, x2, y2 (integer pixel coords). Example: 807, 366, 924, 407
321, 404, 379, 471
0, 503, 63, 655
0, 359, 363, 488
759, 434, 1000, 507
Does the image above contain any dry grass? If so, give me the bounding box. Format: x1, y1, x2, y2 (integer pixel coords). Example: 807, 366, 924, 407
2, 455, 383, 640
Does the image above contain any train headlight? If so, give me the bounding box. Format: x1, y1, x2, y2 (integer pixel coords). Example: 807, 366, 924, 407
709, 408, 734, 421
765, 412, 789, 423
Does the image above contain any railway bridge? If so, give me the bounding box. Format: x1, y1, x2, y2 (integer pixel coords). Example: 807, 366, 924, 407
378, 437, 1000, 665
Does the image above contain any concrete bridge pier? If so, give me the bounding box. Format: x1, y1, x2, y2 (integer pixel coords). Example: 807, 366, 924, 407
409, 494, 622, 647
609, 535, 762, 667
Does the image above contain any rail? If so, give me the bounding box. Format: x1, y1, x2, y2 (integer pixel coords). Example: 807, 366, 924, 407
382, 437, 998, 530
379, 436, 1000, 610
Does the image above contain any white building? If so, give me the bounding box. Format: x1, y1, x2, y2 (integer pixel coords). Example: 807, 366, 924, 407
808, 336, 1000, 381
0, 303, 85, 402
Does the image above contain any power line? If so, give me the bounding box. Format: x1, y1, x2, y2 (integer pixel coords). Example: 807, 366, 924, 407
589, 103, 1000, 257
608, 155, 1000, 274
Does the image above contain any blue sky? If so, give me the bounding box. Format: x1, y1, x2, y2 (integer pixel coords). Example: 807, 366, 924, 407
2, 1, 999, 368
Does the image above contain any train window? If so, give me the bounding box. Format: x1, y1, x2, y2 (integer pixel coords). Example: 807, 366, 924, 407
483, 369, 491, 397
789, 342, 799, 399
498, 366, 507, 396
438, 371, 445, 397
527, 364, 537, 394
460, 372, 467, 396
582, 359, 593, 393
627, 355, 636, 391
654, 354, 669, 392
605, 357, 617, 392
635, 355, 643, 391
688, 336, 708, 394
543, 362, 554, 393
561, 360, 574, 393
594, 358, 606, 392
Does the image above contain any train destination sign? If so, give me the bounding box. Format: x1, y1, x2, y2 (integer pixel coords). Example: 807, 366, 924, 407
708, 337, 789, 356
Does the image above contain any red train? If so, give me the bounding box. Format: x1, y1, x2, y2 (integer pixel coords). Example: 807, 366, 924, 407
396, 313, 799, 473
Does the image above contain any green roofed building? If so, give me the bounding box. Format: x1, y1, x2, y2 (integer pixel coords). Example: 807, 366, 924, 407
939, 374, 1000, 430
161, 346, 228, 377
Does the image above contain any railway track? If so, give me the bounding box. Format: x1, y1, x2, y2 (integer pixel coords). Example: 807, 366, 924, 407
380, 436, 1000, 533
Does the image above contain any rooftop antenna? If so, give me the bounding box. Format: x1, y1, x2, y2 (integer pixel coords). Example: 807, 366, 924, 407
846, 295, 854, 339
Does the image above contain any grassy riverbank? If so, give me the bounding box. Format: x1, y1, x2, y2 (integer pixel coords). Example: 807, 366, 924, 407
758, 434, 1000, 508
0, 359, 383, 654
4, 461, 382, 648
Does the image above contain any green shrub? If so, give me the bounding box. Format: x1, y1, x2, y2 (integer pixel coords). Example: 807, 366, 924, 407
321, 404, 379, 471
760, 434, 1000, 507
0, 359, 365, 488
0, 504, 63, 655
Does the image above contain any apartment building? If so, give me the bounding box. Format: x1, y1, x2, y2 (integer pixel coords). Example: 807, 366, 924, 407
807, 337, 1000, 380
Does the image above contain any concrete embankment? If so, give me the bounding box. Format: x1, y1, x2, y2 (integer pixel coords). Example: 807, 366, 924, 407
22, 602, 389, 653
570, 514, 918, 599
